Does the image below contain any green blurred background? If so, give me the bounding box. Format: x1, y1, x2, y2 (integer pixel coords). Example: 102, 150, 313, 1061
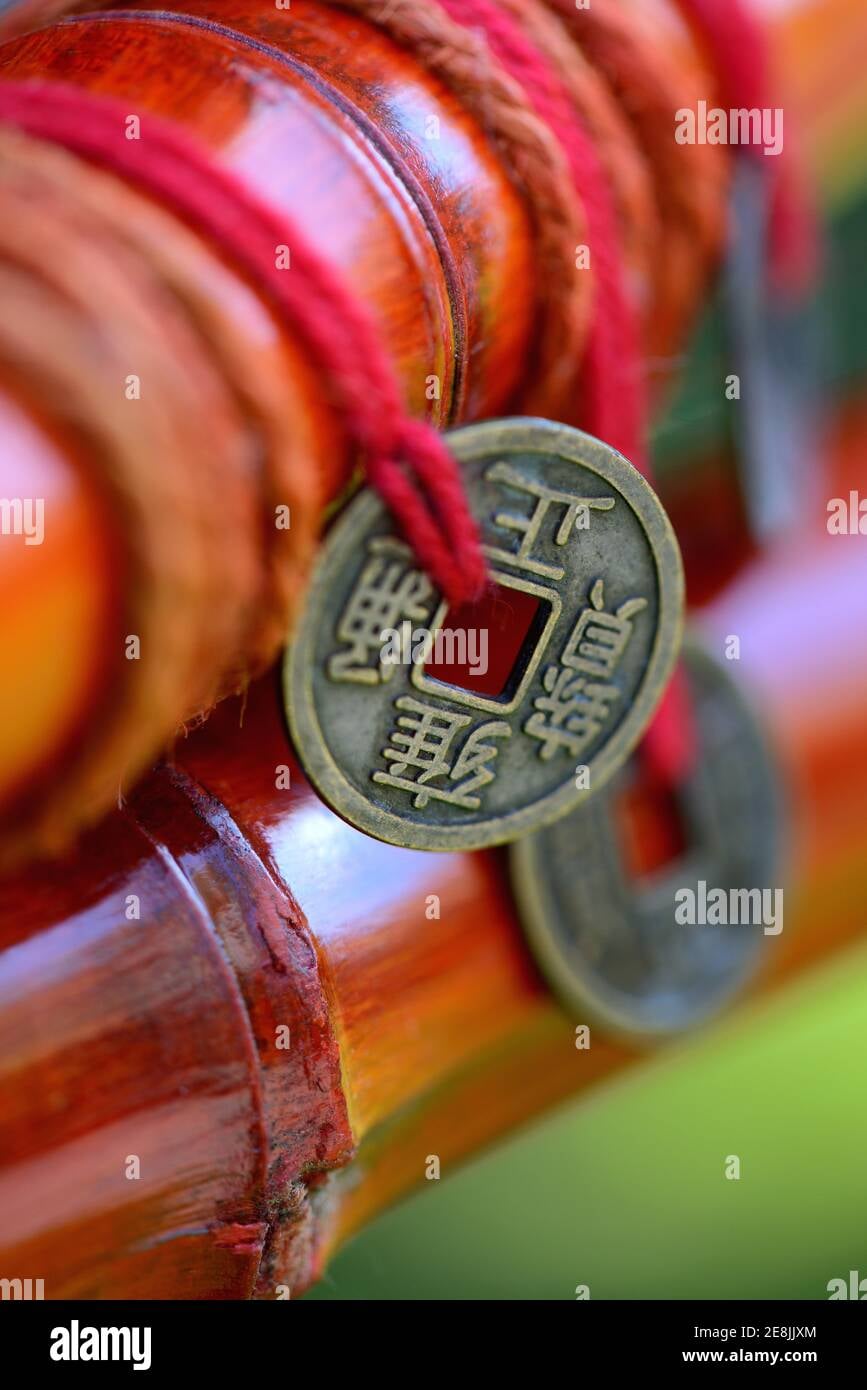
307, 940, 867, 1299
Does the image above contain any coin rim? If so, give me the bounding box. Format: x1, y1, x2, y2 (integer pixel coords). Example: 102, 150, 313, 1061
284, 417, 685, 852
509, 636, 784, 1040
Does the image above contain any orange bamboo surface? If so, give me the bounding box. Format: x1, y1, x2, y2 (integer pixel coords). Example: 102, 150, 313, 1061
0, 0, 858, 862
1, 399, 865, 1296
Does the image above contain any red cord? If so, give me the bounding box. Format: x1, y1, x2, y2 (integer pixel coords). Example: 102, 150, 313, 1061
675, 0, 818, 293
0, 79, 487, 608
439, 0, 645, 472
437, 0, 693, 781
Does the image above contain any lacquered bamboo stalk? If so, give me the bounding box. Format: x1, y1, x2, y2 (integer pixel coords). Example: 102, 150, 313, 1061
1, 405, 865, 1296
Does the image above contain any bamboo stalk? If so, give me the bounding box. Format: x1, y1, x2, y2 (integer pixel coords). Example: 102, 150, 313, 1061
1, 405, 865, 1295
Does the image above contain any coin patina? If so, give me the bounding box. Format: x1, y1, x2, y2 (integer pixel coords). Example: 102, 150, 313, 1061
285, 418, 684, 851
510, 638, 785, 1037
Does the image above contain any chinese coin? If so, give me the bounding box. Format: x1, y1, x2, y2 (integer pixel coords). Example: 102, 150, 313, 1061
285, 417, 684, 851
510, 636, 785, 1037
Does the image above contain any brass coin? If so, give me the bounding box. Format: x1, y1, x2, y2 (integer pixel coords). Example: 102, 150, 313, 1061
510, 637, 785, 1038
285, 418, 684, 851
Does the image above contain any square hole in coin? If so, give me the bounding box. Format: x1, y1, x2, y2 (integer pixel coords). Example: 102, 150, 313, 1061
423, 582, 549, 700
615, 772, 689, 882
